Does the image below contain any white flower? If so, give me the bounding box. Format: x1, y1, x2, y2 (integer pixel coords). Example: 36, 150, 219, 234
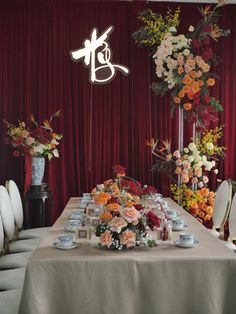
206, 142, 214, 150
188, 142, 196, 151
183, 49, 190, 56
198, 182, 204, 188
52, 149, 59, 158
173, 150, 181, 158
169, 26, 177, 33
33, 144, 44, 154
214, 169, 219, 174
211, 160, 216, 167
51, 138, 59, 145
188, 25, 194, 32
184, 148, 189, 154
203, 176, 209, 184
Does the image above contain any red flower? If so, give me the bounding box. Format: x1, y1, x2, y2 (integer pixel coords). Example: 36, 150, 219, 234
112, 165, 126, 176
31, 128, 49, 144
12, 138, 24, 146
146, 211, 160, 230
203, 36, 210, 45
142, 185, 158, 195
202, 25, 213, 33
202, 47, 213, 61
13, 150, 20, 157
133, 204, 144, 211
120, 179, 142, 196
107, 197, 121, 205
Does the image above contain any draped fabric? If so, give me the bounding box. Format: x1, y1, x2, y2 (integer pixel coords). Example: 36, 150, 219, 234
0, 0, 235, 222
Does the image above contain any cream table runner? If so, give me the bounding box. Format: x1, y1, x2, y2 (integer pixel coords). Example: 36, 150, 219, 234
18, 198, 236, 314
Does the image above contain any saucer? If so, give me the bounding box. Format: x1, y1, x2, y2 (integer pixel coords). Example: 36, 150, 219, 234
53, 240, 79, 250
175, 240, 199, 248
64, 226, 77, 232
172, 224, 188, 231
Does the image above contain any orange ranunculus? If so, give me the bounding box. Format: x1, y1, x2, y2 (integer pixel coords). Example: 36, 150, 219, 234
174, 97, 181, 104
207, 78, 215, 86
183, 85, 191, 93
191, 83, 200, 94
106, 203, 120, 212
178, 90, 185, 99
206, 206, 213, 215
183, 103, 192, 111
125, 201, 134, 208
198, 210, 205, 219
198, 80, 204, 87
181, 75, 193, 85
100, 211, 113, 221
200, 188, 209, 197
94, 192, 111, 205
187, 92, 194, 100
199, 202, 207, 211
189, 71, 197, 78
178, 66, 184, 74
184, 189, 193, 198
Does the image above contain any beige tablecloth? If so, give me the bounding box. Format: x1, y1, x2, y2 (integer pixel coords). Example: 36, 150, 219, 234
18, 198, 236, 314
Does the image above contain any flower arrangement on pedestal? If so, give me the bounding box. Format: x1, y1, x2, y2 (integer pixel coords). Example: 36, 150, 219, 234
93, 165, 160, 249
146, 127, 225, 226
133, 1, 230, 130
4, 109, 62, 160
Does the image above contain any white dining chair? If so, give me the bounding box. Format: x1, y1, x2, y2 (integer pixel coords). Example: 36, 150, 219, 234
6, 180, 50, 239
0, 289, 22, 314
0, 212, 31, 269
226, 192, 236, 251
0, 185, 41, 253
211, 180, 233, 238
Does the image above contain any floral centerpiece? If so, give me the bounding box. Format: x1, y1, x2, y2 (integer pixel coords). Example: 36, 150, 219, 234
93, 165, 160, 250
133, 1, 230, 130
171, 184, 215, 228
4, 109, 62, 160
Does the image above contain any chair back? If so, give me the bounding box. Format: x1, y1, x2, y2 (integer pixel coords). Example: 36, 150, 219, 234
0, 211, 4, 253
6, 180, 24, 229
0, 185, 15, 241
228, 192, 236, 240
213, 180, 236, 238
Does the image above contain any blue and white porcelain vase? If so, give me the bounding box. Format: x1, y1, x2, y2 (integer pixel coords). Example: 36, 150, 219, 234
31, 157, 45, 185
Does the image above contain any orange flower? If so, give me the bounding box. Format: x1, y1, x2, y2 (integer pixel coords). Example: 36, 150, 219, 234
198, 80, 204, 87
187, 92, 194, 100
94, 192, 111, 205
178, 90, 185, 99
198, 210, 205, 219
100, 230, 113, 247
100, 211, 113, 221
200, 188, 209, 197
204, 214, 212, 222
178, 66, 184, 74
191, 82, 200, 94
106, 203, 120, 212
183, 103, 192, 111
183, 85, 191, 93
189, 71, 197, 78
206, 206, 213, 215
184, 189, 193, 198
207, 78, 215, 86
174, 97, 181, 104
181, 75, 193, 85
125, 201, 134, 207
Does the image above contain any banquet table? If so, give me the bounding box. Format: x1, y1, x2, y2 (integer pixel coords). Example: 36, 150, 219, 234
18, 197, 236, 314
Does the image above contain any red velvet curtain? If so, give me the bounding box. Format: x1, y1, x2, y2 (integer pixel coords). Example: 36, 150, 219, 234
0, 0, 236, 223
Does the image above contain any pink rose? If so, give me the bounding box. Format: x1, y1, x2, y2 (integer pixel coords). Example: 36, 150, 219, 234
119, 230, 136, 248
120, 206, 140, 223
108, 217, 127, 233
100, 231, 113, 248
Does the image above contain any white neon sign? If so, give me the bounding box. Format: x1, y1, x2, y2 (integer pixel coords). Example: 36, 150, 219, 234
70, 26, 129, 84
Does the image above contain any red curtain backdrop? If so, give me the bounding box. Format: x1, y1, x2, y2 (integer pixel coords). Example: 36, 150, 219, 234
0, 0, 236, 223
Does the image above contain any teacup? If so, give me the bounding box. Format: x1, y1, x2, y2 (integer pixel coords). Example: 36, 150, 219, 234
179, 233, 194, 246
82, 193, 91, 200
57, 234, 73, 247
171, 218, 184, 230
165, 209, 177, 219
66, 219, 81, 230
70, 210, 85, 219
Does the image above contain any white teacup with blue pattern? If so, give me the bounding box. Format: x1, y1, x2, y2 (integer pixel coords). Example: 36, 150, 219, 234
179, 233, 194, 246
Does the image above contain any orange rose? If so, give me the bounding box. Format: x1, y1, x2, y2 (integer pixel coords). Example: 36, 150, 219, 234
119, 230, 136, 248
198, 210, 205, 219
125, 201, 134, 208
100, 230, 113, 248
200, 188, 209, 197
94, 192, 111, 205
187, 92, 194, 100
106, 203, 120, 212
207, 78, 215, 86
178, 66, 184, 74
206, 206, 213, 215
184, 189, 193, 198
174, 97, 181, 104
204, 214, 212, 222
198, 80, 204, 87
181, 75, 193, 85
120, 206, 139, 223
108, 216, 127, 233
183, 85, 191, 93
191, 83, 200, 94
178, 90, 185, 99
183, 103, 192, 111
100, 211, 113, 221
189, 71, 197, 78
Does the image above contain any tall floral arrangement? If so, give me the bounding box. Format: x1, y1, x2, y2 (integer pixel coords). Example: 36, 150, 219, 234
133, 1, 230, 130
5, 109, 62, 160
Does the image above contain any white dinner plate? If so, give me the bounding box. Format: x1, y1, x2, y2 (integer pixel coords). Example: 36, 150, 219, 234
53, 241, 79, 250
175, 240, 199, 248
